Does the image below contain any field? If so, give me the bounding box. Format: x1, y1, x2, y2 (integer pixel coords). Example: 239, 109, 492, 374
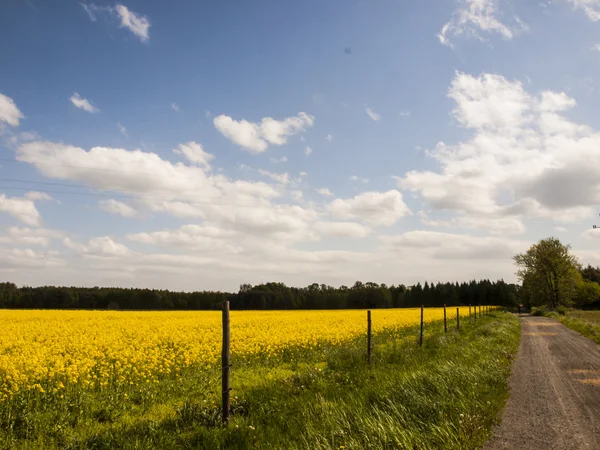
0, 307, 517, 449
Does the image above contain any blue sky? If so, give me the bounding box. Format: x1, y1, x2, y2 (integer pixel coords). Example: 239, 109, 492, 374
2, 0, 600, 291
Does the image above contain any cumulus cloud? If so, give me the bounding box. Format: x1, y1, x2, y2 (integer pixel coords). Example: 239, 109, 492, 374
326, 134, 333, 142
63, 236, 132, 257
305, 146, 312, 156
328, 190, 411, 226
0, 192, 50, 226
438, 0, 526, 48
172, 141, 214, 169
0, 227, 63, 247
0, 248, 65, 269
380, 230, 527, 260
314, 221, 371, 238
99, 199, 137, 218
214, 112, 314, 153
0, 92, 24, 128
398, 71, 600, 233
70, 93, 99, 113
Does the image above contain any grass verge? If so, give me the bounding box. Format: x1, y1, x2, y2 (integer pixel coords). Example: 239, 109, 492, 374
547, 310, 600, 346
1, 312, 520, 449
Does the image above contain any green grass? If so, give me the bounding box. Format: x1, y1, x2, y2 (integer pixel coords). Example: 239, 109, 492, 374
0, 312, 520, 449
549, 310, 600, 345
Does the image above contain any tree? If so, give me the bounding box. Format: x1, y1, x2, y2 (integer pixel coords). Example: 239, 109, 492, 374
575, 281, 600, 307
514, 237, 582, 309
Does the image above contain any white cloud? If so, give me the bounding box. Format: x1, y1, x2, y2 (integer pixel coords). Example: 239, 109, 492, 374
438, 0, 526, 48
365, 106, 381, 121
270, 156, 288, 163
398, 111, 411, 117
567, 0, 600, 21
172, 141, 214, 169
99, 199, 137, 218
380, 230, 527, 260
214, 112, 314, 153
554, 226, 568, 233
115, 4, 150, 42
314, 221, 371, 238
305, 146, 313, 156
316, 188, 334, 197
64, 236, 132, 257
70, 92, 99, 113
127, 224, 239, 253
171, 103, 180, 112
117, 122, 128, 137
82, 3, 150, 43
398, 71, 600, 233
0, 227, 63, 247
0, 92, 24, 128
350, 175, 369, 184
258, 169, 290, 184
0, 248, 65, 269
0, 192, 50, 226
326, 134, 333, 142
328, 190, 411, 226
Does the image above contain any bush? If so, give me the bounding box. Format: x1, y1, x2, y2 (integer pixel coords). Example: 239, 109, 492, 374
556, 305, 567, 315
531, 306, 547, 316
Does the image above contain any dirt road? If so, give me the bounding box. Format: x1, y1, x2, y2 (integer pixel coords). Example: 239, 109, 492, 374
485, 315, 600, 449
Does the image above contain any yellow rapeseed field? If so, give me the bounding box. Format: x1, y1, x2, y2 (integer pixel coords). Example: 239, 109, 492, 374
0, 308, 472, 401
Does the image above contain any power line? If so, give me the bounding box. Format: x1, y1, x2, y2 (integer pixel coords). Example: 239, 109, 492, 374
0, 186, 325, 211
0, 157, 318, 193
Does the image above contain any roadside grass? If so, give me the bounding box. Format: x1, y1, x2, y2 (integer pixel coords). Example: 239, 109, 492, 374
0, 312, 519, 449
548, 310, 600, 346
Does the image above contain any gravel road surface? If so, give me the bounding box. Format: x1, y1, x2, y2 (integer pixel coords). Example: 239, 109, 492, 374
485, 314, 600, 449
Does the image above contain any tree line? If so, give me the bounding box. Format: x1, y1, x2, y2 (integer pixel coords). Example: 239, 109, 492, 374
0, 279, 520, 311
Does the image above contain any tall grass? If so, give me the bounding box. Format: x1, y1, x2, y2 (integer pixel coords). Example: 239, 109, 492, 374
0, 312, 519, 449
548, 310, 600, 345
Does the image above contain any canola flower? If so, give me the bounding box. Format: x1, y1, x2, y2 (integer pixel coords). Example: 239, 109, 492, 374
0, 307, 473, 401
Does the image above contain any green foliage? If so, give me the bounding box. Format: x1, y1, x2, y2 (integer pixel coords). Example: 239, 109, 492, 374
0, 314, 519, 449
575, 280, 600, 307
555, 305, 568, 315
514, 237, 582, 309
0, 279, 520, 310
530, 306, 547, 316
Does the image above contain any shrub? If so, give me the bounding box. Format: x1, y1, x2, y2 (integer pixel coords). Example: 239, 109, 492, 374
555, 305, 567, 315
530, 306, 547, 316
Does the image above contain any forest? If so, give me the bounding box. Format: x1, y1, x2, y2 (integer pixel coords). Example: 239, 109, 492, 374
0, 278, 520, 310
1, 264, 598, 311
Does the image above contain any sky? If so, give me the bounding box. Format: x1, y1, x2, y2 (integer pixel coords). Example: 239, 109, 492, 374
2, 0, 600, 291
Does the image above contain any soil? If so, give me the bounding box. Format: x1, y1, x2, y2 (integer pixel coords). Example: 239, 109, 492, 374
485, 314, 600, 449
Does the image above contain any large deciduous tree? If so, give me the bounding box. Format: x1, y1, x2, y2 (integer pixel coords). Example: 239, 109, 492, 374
514, 237, 582, 309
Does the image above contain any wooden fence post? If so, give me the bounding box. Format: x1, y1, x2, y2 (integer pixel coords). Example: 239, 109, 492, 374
419, 305, 424, 346
367, 310, 372, 364
457, 307, 460, 330
443, 304, 447, 334
222, 300, 231, 425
